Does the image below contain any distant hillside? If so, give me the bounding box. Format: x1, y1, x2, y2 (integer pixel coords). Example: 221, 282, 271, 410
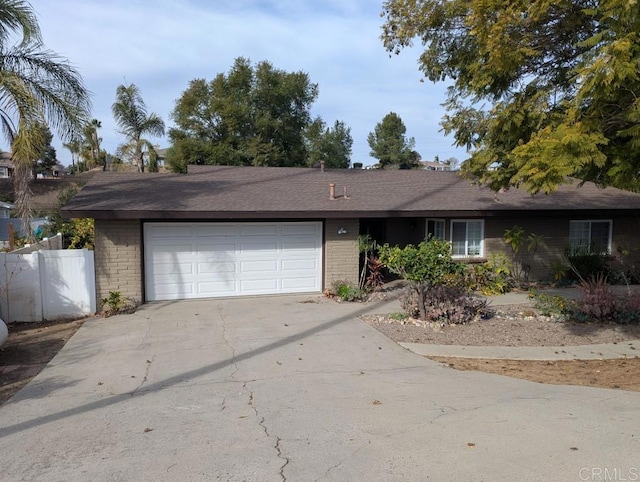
0, 171, 97, 214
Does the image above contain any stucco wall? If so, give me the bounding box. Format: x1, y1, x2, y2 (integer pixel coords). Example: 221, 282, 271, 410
94, 219, 142, 303
324, 218, 359, 290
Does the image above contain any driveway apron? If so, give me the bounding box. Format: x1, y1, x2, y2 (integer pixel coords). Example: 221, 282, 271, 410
0, 295, 638, 481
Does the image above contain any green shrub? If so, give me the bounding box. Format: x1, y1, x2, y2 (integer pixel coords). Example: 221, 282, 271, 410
466, 254, 512, 295
332, 280, 364, 302
617, 292, 640, 324
401, 285, 490, 324
565, 247, 610, 282
530, 290, 571, 319
389, 312, 408, 321
378, 238, 464, 320
573, 274, 617, 322
100, 290, 137, 317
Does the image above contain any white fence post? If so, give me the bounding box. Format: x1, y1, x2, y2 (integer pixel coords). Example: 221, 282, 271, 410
40, 249, 96, 321
0, 252, 40, 322
1, 249, 96, 323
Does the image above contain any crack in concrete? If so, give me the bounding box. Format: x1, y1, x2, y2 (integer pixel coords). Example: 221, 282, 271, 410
219, 305, 239, 380
132, 356, 155, 394
248, 389, 289, 481
318, 443, 369, 481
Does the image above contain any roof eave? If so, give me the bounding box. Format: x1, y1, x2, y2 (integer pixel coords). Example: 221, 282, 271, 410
61, 207, 639, 220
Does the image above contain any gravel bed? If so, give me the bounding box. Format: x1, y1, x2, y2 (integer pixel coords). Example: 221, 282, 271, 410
361, 303, 640, 347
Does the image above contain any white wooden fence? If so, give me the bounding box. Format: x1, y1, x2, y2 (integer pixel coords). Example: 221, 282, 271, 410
0, 249, 96, 323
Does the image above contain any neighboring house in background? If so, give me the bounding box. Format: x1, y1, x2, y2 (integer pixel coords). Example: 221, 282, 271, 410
0, 201, 13, 219
0, 152, 15, 178
421, 160, 452, 171
0, 218, 24, 249
61, 165, 640, 304
2, 151, 68, 179
155, 148, 167, 169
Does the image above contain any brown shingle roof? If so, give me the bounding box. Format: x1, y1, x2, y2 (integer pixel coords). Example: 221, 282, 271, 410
61, 165, 640, 219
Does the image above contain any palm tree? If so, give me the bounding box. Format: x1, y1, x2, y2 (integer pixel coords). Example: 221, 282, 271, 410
63, 138, 81, 173
0, 0, 90, 240
112, 83, 164, 172
80, 118, 102, 169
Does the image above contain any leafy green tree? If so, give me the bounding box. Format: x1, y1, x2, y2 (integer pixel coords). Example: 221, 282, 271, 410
378, 238, 463, 320
306, 119, 353, 168
367, 112, 416, 169
33, 123, 57, 175
0, 0, 90, 239
44, 185, 94, 249
112, 83, 165, 172
167, 57, 348, 172
381, 0, 640, 193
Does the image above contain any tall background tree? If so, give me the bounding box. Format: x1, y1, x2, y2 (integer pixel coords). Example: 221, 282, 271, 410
381, 0, 640, 193
166, 57, 352, 172
80, 118, 103, 170
0, 0, 90, 238
112, 83, 165, 172
367, 112, 418, 169
63, 138, 80, 173
32, 123, 57, 176
305, 119, 353, 168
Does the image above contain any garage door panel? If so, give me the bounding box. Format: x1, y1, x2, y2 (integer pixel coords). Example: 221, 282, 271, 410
153, 262, 195, 276
240, 240, 278, 254
282, 277, 318, 289
154, 282, 195, 297
282, 258, 317, 271
148, 241, 194, 252
197, 261, 236, 274
240, 278, 279, 292
240, 260, 279, 273
196, 242, 237, 258
281, 223, 320, 236
198, 281, 237, 295
196, 225, 238, 236
145, 222, 322, 301
282, 239, 319, 251
240, 224, 279, 236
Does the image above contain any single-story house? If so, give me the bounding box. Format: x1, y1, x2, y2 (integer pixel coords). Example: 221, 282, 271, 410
61, 165, 640, 304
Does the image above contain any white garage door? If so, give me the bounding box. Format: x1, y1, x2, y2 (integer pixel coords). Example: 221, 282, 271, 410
144, 222, 323, 301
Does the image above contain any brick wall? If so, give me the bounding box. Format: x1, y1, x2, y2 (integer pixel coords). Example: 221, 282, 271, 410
484, 217, 569, 281
324, 218, 359, 290
485, 214, 640, 281
94, 219, 143, 303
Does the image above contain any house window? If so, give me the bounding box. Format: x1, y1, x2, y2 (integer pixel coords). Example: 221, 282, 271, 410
451, 220, 484, 257
569, 220, 612, 253
426, 219, 445, 240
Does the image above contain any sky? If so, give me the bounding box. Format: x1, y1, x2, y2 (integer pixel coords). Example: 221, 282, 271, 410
27, 0, 467, 168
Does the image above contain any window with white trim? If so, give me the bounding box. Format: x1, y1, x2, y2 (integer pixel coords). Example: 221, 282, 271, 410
569, 220, 612, 253
426, 219, 445, 241
451, 220, 484, 257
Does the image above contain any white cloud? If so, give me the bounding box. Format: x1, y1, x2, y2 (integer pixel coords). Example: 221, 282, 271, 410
27, 0, 467, 166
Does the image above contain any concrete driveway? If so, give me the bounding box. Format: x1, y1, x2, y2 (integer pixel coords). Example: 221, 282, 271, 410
1, 295, 638, 481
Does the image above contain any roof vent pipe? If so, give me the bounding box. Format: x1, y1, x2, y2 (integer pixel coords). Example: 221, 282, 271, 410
329, 183, 336, 200
320, 160, 325, 172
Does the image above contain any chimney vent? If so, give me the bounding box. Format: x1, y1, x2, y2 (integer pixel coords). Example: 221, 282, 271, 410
329, 183, 336, 200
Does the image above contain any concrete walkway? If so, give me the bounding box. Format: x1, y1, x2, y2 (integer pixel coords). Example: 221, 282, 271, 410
402, 340, 640, 360
0, 295, 639, 481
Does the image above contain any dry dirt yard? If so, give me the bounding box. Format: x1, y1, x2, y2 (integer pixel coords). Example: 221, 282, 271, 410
362, 302, 640, 392
0, 318, 86, 405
